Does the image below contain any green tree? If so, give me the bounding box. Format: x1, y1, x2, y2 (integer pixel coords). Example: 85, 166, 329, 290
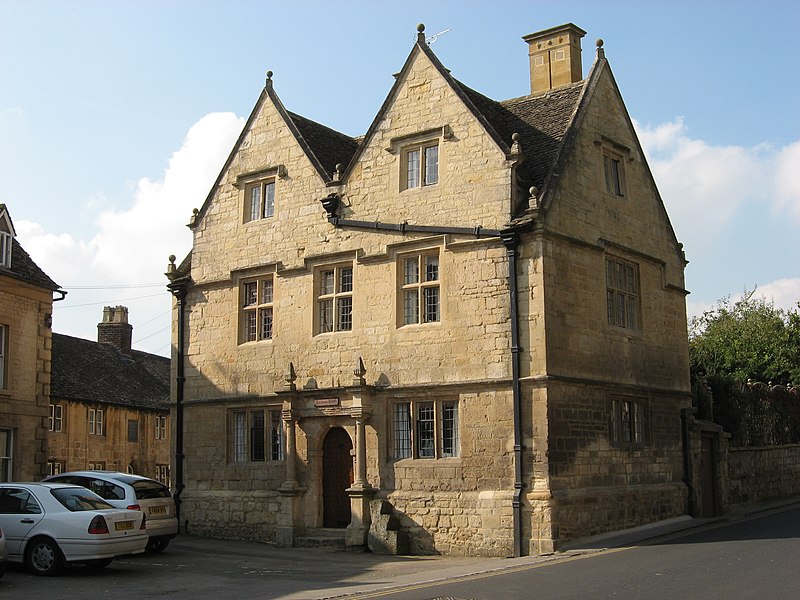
689, 291, 800, 386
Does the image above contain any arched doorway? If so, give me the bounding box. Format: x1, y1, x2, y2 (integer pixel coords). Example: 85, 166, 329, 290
322, 427, 353, 528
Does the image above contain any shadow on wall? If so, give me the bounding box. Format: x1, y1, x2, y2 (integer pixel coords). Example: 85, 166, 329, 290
368, 499, 436, 555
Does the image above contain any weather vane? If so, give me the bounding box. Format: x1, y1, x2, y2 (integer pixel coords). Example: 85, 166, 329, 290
426, 28, 451, 45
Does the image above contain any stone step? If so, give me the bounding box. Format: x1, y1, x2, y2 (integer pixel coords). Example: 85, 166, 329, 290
294, 528, 347, 550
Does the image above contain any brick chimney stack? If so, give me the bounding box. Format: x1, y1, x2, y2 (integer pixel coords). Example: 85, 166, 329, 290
97, 305, 133, 355
523, 23, 587, 94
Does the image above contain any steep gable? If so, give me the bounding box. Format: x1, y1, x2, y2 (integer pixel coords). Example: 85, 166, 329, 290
193, 78, 358, 229
0, 204, 60, 291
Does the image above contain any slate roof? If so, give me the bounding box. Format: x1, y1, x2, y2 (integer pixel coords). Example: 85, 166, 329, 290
51, 333, 170, 410
288, 111, 360, 179
457, 81, 585, 191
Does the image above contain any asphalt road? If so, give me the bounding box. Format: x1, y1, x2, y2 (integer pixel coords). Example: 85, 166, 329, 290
1, 503, 799, 599
363, 504, 800, 600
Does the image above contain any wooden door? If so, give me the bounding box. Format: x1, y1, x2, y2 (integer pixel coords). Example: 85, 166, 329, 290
699, 434, 716, 517
322, 427, 353, 528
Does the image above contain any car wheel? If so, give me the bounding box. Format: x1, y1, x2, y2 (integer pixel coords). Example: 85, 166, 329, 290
87, 558, 114, 569
146, 538, 169, 553
25, 537, 64, 576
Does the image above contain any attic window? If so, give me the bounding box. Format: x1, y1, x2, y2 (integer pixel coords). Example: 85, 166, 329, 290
403, 142, 439, 190
0, 232, 11, 268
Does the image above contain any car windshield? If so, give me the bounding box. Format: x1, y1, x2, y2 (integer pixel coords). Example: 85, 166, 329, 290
51, 488, 114, 511
131, 481, 171, 499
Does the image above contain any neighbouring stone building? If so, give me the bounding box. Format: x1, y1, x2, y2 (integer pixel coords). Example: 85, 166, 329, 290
48, 306, 171, 484
167, 24, 691, 556
0, 204, 63, 482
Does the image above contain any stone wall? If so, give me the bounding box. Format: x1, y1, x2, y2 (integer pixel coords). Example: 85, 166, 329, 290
0, 278, 52, 481
47, 399, 170, 478
727, 445, 800, 507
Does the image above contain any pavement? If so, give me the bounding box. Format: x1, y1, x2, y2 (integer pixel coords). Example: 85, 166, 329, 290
171, 497, 800, 599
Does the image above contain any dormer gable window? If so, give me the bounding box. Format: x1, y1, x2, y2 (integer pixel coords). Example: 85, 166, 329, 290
0, 232, 11, 269
236, 165, 286, 224
387, 126, 451, 192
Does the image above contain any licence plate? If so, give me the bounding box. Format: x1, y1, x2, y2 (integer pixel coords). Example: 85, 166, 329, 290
115, 521, 134, 531
149, 506, 167, 515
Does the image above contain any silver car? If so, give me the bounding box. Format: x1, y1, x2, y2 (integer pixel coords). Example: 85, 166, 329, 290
0, 483, 146, 575
0, 524, 8, 579
43, 471, 177, 552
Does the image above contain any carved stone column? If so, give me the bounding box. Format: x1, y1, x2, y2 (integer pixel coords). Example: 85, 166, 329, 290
276, 400, 304, 547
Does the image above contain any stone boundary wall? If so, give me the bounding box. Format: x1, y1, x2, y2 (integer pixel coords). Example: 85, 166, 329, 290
381, 490, 514, 557
550, 482, 686, 547
727, 444, 800, 507
181, 490, 282, 542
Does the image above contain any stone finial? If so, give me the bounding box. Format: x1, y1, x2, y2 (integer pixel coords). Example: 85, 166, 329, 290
284, 362, 297, 391
416, 23, 426, 43
165, 254, 177, 279
528, 186, 540, 211
187, 208, 199, 229
333, 163, 343, 181
266, 70, 274, 88
510, 132, 522, 157
596, 38, 605, 59
354, 357, 367, 386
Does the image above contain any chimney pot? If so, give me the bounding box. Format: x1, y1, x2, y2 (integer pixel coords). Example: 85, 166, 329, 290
97, 305, 133, 355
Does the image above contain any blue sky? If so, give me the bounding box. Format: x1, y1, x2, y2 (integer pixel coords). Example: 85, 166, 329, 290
2, 0, 799, 356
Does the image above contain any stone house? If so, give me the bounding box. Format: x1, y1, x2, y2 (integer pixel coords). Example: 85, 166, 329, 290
48, 306, 172, 484
0, 204, 63, 481
167, 23, 691, 556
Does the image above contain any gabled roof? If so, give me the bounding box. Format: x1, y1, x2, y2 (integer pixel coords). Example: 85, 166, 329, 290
0, 204, 60, 291
193, 80, 359, 227
51, 333, 170, 410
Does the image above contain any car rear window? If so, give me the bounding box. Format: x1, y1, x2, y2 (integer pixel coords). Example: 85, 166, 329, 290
131, 480, 171, 500
51, 488, 114, 512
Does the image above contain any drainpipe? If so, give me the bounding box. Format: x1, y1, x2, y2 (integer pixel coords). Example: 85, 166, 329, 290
167, 282, 187, 529
500, 229, 524, 558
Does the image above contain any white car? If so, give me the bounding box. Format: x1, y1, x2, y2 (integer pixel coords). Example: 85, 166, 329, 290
0, 483, 147, 576
0, 525, 8, 579
43, 471, 177, 552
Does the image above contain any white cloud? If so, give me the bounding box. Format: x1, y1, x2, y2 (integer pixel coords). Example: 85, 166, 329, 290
16, 112, 244, 354
773, 141, 800, 224
752, 278, 800, 313
635, 118, 776, 249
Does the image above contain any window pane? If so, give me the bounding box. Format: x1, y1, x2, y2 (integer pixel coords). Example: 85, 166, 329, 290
250, 410, 265, 461
89, 410, 95, 435
627, 297, 637, 331
406, 149, 420, 188
423, 287, 440, 323
337, 297, 353, 331
404, 257, 419, 285
424, 145, 438, 185
319, 299, 333, 333
262, 278, 273, 304
440, 402, 458, 457
616, 292, 626, 327
263, 182, 275, 218
425, 255, 439, 282
393, 403, 412, 459
127, 419, 139, 443
606, 290, 615, 326
248, 186, 261, 222
259, 308, 273, 340
270, 411, 284, 461
244, 282, 258, 306
404, 289, 419, 325
611, 159, 622, 195
245, 311, 257, 342
621, 401, 632, 443
417, 403, 435, 458
338, 266, 353, 293
633, 402, 644, 443
320, 270, 335, 295
625, 265, 636, 293
233, 412, 246, 462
